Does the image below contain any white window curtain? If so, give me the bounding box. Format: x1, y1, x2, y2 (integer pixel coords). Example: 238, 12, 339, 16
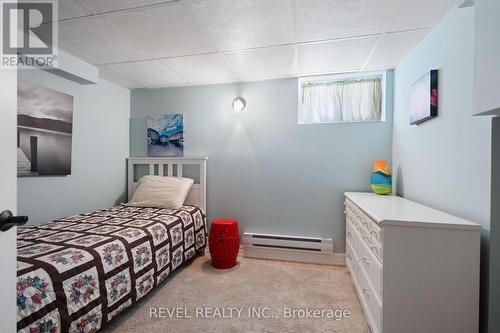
299, 77, 382, 124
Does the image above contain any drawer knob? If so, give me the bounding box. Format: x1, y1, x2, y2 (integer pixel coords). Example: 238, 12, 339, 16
359, 256, 371, 265
362, 288, 371, 296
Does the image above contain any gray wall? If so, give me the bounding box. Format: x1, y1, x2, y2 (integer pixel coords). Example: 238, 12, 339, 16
490, 117, 500, 332
18, 69, 131, 224
131, 76, 393, 252
0, 64, 18, 333
474, 0, 500, 115
392, 6, 494, 332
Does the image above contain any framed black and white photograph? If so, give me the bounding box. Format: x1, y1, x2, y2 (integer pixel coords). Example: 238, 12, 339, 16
17, 81, 74, 176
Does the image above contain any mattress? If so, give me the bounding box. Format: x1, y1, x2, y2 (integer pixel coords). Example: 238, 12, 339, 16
16, 205, 207, 333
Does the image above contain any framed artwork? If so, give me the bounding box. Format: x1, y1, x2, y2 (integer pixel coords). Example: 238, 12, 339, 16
410, 69, 438, 125
17, 81, 73, 176
147, 114, 184, 157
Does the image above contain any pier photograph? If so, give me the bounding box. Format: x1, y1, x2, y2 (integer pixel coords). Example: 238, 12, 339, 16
17, 81, 73, 176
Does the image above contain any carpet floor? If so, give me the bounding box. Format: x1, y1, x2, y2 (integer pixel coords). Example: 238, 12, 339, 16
100, 254, 370, 333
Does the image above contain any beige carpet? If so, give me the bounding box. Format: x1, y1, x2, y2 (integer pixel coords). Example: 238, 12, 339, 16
100, 254, 370, 333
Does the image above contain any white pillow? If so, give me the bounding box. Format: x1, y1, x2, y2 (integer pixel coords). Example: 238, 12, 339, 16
126, 175, 194, 209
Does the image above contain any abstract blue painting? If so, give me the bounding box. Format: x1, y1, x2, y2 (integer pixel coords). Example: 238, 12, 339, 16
147, 114, 184, 157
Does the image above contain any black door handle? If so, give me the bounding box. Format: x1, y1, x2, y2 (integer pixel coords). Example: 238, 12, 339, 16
0, 210, 28, 232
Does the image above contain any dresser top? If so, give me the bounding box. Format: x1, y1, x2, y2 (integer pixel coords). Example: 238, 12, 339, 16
345, 192, 481, 230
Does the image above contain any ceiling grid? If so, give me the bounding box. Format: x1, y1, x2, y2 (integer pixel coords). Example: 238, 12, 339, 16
51, 0, 456, 88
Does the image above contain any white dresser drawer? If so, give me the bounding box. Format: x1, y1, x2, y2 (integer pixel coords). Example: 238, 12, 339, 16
345, 197, 355, 212
346, 239, 358, 281
346, 200, 359, 229
346, 220, 358, 252
369, 239, 383, 262
357, 236, 383, 298
358, 266, 382, 333
369, 220, 383, 243
360, 229, 372, 248
360, 215, 371, 236
347, 198, 384, 261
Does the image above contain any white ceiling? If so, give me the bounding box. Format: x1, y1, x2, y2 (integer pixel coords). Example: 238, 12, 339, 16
51, 0, 456, 89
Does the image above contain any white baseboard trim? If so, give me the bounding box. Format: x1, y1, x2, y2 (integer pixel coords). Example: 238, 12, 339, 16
241, 246, 346, 266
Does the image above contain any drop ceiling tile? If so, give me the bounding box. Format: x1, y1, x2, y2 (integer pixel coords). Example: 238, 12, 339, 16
188, 0, 295, 51
104, 3, 217, 58
106, 60, 187, 87
44, 0, 453, 88
387, 0, 456, 32
77, 0, 174, 14
295, 0, 395, 42
100, 65, 143, 89
162, 53, 236, 84
32, 22, 98, 66
58, 0, 93, 21
364, 30, 429, 70
58, 16, 151, 64
36, 0, 91, 24
297, 36, 379, 75
33, 22, 97, 65
225, 46, 298, 80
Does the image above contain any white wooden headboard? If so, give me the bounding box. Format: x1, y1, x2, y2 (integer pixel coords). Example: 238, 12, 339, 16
127, 157, 207, 213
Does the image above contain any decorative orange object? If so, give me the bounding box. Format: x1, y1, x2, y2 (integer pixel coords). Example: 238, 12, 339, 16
373, 160, 391, 175
209, 219, 240, 269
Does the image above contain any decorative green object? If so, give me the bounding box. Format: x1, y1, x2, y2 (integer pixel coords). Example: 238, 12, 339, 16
370, 160, 392, 195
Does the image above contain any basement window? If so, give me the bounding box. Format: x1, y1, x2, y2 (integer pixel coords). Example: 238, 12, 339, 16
298, 72, 386, 124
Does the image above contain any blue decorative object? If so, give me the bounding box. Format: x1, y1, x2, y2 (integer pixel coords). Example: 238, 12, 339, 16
370, 160, 392, 195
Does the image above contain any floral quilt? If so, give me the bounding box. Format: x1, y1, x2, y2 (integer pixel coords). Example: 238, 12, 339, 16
16, 205, 207, 333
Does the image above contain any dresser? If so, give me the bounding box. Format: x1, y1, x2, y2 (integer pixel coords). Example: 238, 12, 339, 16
344, 192, 481, 333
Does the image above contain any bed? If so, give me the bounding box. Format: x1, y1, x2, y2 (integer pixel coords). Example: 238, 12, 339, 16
16, 157, 207, 333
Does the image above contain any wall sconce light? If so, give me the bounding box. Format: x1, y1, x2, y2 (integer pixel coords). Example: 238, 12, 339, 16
233, 97, 246, 112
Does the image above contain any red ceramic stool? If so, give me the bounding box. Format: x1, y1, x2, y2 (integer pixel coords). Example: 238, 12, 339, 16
209, 219, 240, 269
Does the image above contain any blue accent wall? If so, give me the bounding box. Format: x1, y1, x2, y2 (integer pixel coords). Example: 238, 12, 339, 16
17, 69, 131, 224
131, 75, 394, 252
392, 5, 494, 332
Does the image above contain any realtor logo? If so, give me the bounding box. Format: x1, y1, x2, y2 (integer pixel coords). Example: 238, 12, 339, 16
1, 0, 58, 69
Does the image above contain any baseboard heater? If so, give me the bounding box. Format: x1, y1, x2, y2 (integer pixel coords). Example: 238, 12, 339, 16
242, 232, 342, 265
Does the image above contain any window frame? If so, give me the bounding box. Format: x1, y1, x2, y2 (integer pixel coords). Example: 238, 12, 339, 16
297, 71, 387, 125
